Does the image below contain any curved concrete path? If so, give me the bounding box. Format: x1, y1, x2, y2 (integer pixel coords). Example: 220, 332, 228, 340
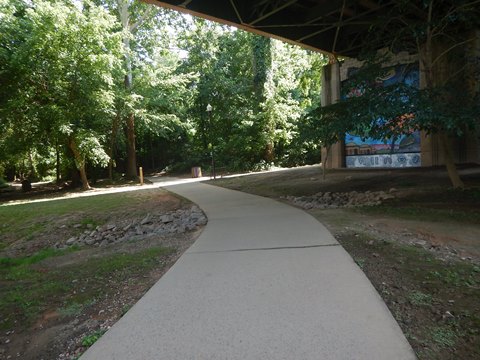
81, 181, 416, 360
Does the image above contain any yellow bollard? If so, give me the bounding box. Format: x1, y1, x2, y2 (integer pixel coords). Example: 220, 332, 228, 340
139, 167, 144, 185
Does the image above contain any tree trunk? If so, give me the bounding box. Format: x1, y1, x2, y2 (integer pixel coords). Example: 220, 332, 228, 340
439, 133, 464, 189
108, 114, 120, 180
150, 135, 155, 169
28, 151, 37, 180
322, 146, 330, 180
55, 139, 61, 184
68, 137, 91, 190
265, 143, 274, 162
125, 112, 137, 179
419, 17, 465, 189
118, 1, 137, 180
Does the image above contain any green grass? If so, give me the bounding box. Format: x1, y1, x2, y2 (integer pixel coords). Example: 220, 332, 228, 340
0, 246, 79, 268
354, 258, 365, 269
58, 302, 85, 318
81, 329, 106, 347
431, 326, 457, 348
408, 290, 433, 306
338, 234, 480, 359
0, 189, 160, 242
80, 218, 102, 228
359, 204, 480, 224
0, 246, 174, 330
357, 187, 480, 225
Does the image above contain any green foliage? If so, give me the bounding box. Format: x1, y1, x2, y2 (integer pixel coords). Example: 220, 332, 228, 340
430, 326, 457, 348
180, 21, 326, 171
58, 302, 84, 318
81, 329, 107, 347
303, 54, 479, 156
0, 1, 327, 178
0, 0, 123, 183
0, 177, 8, 189
408, 291, 433, 306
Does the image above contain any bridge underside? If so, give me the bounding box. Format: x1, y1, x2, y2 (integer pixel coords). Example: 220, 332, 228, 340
144, 0, 426, 57
145, 1, 480, 168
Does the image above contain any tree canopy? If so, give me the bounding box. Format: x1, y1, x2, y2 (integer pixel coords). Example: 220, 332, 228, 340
0, 0, 325, 186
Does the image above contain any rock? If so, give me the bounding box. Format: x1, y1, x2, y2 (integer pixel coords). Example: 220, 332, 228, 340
86, 223, 94, 229
142, 225, 155, 233
73, 224, 82, 229
123, 223, 132, 232
186, 224, 197, 231
85, 238, 96, 245
140, 214, 151, 225
66, 237, 77, 245
160, 214, 173, 223
99, 240, 109, 247
106, 235, 116, 243
89, 230, 97, 237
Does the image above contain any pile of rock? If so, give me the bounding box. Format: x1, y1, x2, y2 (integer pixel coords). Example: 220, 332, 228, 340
57, 206, 207, 248
284, 190, 395, 209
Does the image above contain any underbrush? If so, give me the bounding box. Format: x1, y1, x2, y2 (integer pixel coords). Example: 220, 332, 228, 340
0, 246, 173, 331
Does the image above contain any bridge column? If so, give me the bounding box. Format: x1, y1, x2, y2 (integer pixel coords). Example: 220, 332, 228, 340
420, 30, 480, 166
321, 61, 345, 168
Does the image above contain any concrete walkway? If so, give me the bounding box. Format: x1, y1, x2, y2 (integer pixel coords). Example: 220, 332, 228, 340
81, 181, 416, 360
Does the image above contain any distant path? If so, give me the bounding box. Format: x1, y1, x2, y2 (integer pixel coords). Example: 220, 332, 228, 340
81, 180, 416, 360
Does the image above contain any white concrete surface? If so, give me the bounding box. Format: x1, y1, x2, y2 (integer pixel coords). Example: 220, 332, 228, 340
81, 181, 416, 360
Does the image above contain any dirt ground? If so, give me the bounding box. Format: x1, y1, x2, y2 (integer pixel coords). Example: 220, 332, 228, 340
1, 166, 479, 359
0, 187, 204, 360
212, 165, 480, 360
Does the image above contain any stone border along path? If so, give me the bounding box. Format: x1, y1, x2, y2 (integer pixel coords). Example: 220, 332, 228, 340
57, 206, 207, 249
81, 180, 416, 360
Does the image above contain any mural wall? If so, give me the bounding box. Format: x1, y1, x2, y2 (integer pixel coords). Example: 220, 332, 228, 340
344, 64, 421, 168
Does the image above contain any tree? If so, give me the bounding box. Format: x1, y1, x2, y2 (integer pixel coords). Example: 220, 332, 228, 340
179, 20, 326, 172
303, 1, 479, 187
357, 0, 480, 188
303, 52, 479, 185
0, 0, 122, 189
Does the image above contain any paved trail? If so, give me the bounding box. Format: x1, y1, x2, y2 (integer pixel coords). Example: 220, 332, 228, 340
81, 181, 416, 360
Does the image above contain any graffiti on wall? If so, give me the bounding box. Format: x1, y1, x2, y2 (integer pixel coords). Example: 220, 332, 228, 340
346, 153, 421, 168
344, 64, 421, 168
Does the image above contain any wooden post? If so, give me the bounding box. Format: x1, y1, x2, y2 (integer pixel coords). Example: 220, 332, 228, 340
139, 167, 144, 185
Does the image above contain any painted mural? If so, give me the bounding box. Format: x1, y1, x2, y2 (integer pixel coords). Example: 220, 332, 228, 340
344, 64, 421, 168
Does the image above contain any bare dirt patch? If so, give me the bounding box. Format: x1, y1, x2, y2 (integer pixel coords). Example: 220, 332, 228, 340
0, 188, 205, 360
212, 165, 480, 360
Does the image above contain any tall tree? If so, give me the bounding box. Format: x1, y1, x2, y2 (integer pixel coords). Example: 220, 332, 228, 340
116, 0, 158, 178
361, 0, 480, 187
0, 0, 122, 189
251, 35, 275, 161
